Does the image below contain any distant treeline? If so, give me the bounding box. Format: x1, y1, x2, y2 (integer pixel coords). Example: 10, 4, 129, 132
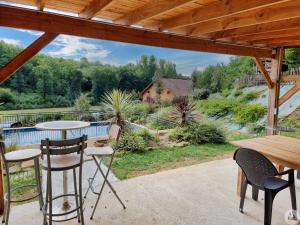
0, 41, 186, 109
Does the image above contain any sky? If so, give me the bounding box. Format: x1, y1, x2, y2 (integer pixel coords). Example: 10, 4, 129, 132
0, 27, 233, 76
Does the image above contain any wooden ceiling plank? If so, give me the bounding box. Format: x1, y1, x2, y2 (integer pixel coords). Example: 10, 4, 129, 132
159, 0, 287, 31
175, 0, 300, 36
0, 5, 274, 58
208, 17, 300, 40
114, 0, 195, 26
253, 57, 274, 89
79, 0, 113, 19
253, 35, 300, 45
0, 32, 58, 83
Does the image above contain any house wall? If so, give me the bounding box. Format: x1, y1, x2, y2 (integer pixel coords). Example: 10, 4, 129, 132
142, 83, 175, 103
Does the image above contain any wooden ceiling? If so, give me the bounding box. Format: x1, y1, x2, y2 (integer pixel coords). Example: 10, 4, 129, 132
1, 0, 300, 57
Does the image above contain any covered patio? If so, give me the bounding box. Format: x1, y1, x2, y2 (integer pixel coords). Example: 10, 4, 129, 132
7, 158, 300, 225
1, 0, 300, 224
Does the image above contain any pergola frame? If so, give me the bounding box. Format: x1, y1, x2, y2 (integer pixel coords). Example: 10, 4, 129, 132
1, 0, 300, 214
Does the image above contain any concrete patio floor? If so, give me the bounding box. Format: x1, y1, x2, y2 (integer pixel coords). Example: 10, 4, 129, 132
7, 157, 300, 225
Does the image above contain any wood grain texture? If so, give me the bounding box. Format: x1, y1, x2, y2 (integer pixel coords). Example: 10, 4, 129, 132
79, 0, 113, 19
0, 5, 274, 58
278, 83, 300, 106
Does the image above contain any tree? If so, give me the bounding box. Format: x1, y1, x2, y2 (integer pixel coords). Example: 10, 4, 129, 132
102, 89, 133, 130
285, 48, 300, 68
33, 63, 53, 99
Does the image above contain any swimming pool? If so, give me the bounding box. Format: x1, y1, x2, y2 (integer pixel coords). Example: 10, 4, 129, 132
3, 122, 142, 146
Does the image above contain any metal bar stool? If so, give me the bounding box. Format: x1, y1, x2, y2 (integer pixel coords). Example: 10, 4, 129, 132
84, 124, 126, 220
0, 142, 43, 225
40, 135, 87, 225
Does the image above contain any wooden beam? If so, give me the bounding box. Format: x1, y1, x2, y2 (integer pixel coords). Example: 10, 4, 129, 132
0, 5, 275, 58
253, 57, 274, 89
278, 83, 300, 106
208, 17, 300, 40
175, 0, 300, 36
0, 33, 58, 83
79, 0, 113, 19
267, 47, 284, 135
36, 0, 45, 11
159, 0, 286, 31
114, 0, 193, 26
252, 35, 300, 45
281, 75, 300, 82
232, 28, 300, 42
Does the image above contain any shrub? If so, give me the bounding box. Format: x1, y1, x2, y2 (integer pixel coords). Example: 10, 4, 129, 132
240, 92, 260, 102
0, 88, 14, 104
116, 131, 147, 152
168, 123, 225, 144
234, 90, 243, 97
135, 129, 159, 144
198, 98, 239, 118
147, 108, 176, 130
192, 89, 210, 100
74, 93, 91, 114
233, 104, 267, 126
221, 89, 231, 97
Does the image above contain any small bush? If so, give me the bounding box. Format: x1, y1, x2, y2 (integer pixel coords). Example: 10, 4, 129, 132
116, 131, 147, 152
192, 89, 210, 100
221, 89, 231, 97
135, 129, 159, 144
147, 108, 176, 130
161, 100, 172, 107
234, 90, 243, 97
168, 123, 225, 144
198, 98, 239, 118
233, 104, 267, 126
240, 92, 259, 102
0, 88, 14, 104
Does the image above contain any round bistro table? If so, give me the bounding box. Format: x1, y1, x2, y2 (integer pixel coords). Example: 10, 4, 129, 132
35, 120, 90, 221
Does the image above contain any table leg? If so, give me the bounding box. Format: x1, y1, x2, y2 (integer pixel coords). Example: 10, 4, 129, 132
61, 130, 70, 211
0, 159, 3, 214
237, 167, 245, 197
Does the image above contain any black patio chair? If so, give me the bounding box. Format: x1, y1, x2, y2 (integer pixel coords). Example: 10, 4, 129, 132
234, 148, 297, 225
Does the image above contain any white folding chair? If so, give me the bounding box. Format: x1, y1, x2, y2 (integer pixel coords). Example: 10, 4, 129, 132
84, 124, 126, 219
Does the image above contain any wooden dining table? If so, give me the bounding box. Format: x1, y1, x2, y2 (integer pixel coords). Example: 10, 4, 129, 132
232, 135, 300, 197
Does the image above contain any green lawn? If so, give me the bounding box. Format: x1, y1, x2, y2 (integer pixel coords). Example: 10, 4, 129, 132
0, 106, 103, 115
111, 143, 236, 180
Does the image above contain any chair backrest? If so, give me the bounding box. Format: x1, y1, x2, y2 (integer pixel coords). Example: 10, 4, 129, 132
234, 148, 278, 188
41, 135, 87, 156
108, 124, 121, 142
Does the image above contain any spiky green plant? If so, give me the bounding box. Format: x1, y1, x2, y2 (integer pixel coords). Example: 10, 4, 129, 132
102, 89, 133, 130
169, 97, 200, 127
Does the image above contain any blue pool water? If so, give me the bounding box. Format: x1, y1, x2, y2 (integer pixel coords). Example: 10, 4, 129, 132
3, 122, 142, 146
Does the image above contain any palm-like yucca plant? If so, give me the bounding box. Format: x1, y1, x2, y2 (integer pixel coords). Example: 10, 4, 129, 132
169, 97, 200, 127
102, 89, 133, 130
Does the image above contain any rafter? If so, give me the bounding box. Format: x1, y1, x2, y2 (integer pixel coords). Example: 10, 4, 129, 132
0, 33, 58, 83
174, 0, 300, 36
279, 83, 300, 106
36, 0, 45, 11
114, 0, 194, 26
232, 28, 300, 42
253, 57, 274, 89
252, 35, 300, 46
208, 17, 300, 40
158, 0, 286, 31
0, 5, 275, 59
79, 0, 113, 19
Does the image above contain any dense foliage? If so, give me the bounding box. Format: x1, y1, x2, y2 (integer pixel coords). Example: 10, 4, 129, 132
192, 56, 255, 93
0, 41, 184, 109
168, 123, 225, 144
233, 104, 266, 126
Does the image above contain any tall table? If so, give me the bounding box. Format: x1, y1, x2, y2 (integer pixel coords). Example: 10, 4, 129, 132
232, 135, 300, 196
35, 120, 90, 220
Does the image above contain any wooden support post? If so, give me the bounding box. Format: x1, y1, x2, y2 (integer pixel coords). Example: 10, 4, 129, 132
0, 32, 58, 83
267, 47, 284, 135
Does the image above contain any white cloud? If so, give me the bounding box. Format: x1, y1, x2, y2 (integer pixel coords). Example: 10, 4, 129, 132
47, 35, 111, 61
16, 29, 43, 36
0, 37, 21, 46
